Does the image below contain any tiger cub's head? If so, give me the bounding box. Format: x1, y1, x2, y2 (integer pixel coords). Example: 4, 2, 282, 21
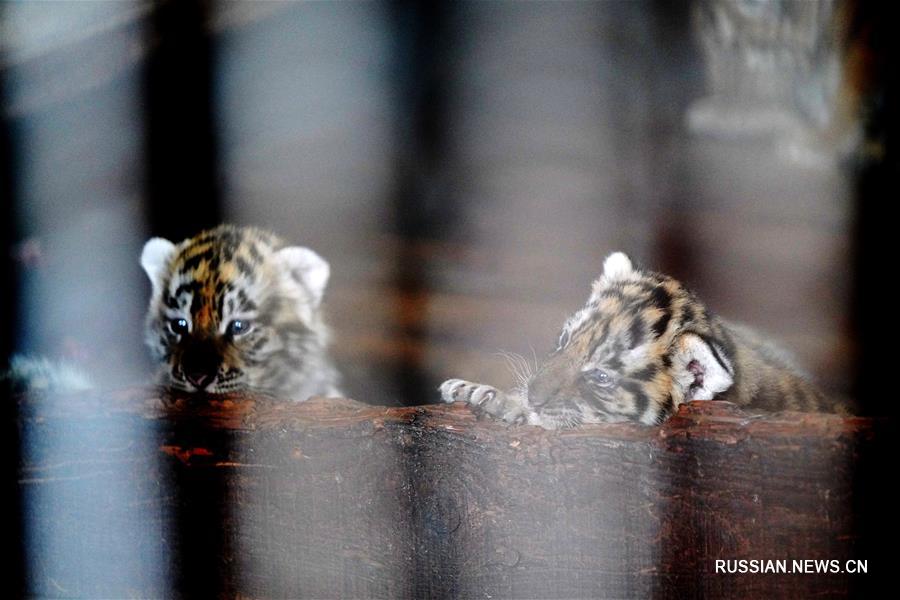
525, 252, 734, 426
140, 225, 331, 395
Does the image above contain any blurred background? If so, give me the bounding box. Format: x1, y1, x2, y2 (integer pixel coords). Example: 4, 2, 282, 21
0, 0, 892, 595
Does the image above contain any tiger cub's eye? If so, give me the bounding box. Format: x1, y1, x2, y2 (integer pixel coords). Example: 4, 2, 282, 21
585, 369, 615, 388
169, 318, 189, 335
227, 319, 251, 336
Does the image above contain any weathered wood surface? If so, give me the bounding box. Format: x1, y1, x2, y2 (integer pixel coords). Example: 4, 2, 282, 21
17, 391, 890, 599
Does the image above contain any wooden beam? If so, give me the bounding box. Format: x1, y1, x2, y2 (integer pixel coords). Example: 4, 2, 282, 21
17, 391, 889, 598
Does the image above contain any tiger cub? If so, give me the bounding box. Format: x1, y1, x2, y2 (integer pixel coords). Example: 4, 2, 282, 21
440, 252, 840, 428
140, 225, 342, 400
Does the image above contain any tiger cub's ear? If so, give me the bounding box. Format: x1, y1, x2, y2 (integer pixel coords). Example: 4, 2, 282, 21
275, 246, 331, 308
140, 238, 176, 297
590, 251, 636, 301
601, 251, 634, 282
670, 333, 734, 402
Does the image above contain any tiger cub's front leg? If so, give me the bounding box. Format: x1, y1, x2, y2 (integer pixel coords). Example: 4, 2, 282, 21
439, 379, 530, 424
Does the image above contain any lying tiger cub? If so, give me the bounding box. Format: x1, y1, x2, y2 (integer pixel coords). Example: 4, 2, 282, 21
440, 252, 842, 428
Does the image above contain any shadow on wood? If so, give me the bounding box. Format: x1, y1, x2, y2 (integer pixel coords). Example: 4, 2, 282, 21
17, 391, 890, 598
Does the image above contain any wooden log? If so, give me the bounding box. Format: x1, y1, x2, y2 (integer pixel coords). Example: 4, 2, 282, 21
17, 391, 890, 598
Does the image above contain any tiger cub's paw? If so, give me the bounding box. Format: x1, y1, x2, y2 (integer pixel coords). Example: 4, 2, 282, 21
439, 379, 498, 406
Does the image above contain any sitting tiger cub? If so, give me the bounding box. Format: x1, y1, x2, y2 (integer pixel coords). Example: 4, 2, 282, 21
140, 225, 343, 400
440, 252, 841, 427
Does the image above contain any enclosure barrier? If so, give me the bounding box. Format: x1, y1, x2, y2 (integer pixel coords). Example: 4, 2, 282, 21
18, 391, 889, 598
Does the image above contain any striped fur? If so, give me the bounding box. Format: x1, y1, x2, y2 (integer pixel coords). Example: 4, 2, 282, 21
441, 252, 840, 428
140, 225, 342, 400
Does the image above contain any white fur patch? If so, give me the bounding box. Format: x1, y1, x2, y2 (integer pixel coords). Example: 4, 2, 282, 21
564, 308, 592, 334
622, 344, 651, 367
275, 246, 331, 307
672, 334, 734, 401
140, 237, 176, 297
591, 252, 638, 301
602, 252, 634, 282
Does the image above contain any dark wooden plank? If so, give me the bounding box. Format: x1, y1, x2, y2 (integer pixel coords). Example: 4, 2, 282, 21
17, 391, 889, 599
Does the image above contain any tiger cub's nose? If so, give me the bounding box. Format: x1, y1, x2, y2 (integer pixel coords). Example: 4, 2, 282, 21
181, 340, 220, 391
185, 371, 214, 390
